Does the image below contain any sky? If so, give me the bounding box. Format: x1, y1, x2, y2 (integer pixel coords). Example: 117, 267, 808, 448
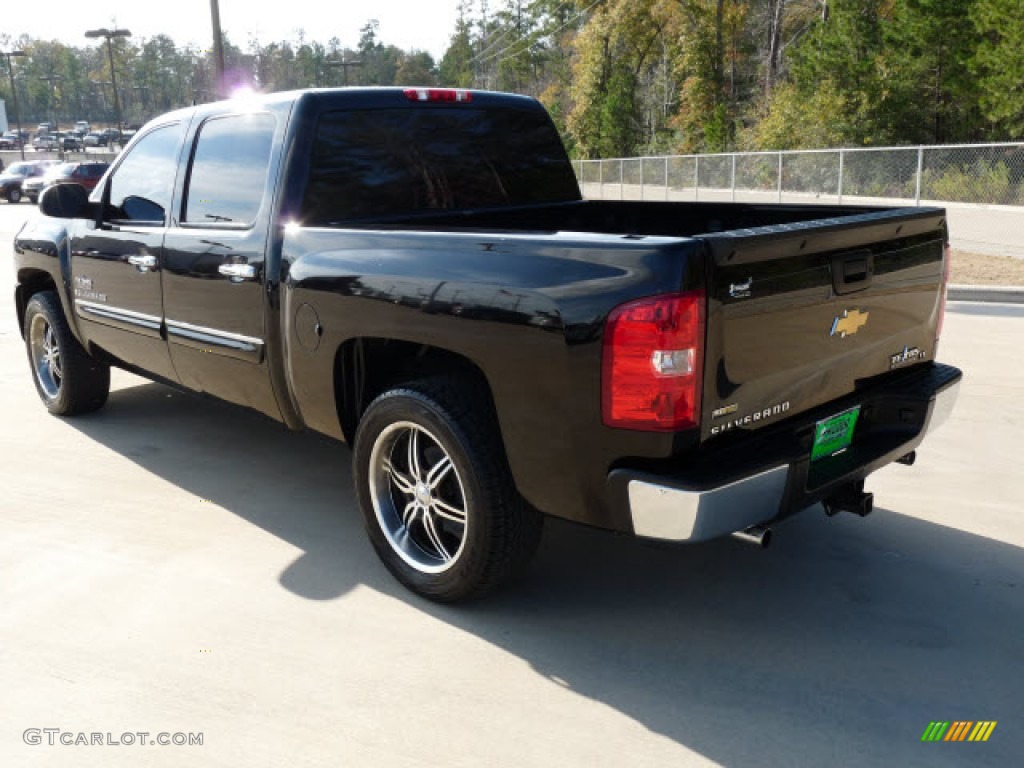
7, 0, 463, 61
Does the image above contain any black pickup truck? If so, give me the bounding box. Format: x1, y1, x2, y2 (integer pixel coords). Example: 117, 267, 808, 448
13, 87, 961, 601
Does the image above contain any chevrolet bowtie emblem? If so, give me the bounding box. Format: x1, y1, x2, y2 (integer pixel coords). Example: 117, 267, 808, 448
831, 309, 869, 338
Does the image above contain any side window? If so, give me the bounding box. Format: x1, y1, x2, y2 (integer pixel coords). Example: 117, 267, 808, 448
183, 113, 275, 226
106, 123, 182, 225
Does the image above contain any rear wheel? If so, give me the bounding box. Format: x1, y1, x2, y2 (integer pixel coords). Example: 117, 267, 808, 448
24, 291, 110, 415
7, 187, 22, 203
354, 377, 542, 602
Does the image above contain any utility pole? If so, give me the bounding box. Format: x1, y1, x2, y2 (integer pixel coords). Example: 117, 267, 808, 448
85, 27, 131, 144
326, 52, 363, 86
1, 49, 26, 160
209, 0, 227, 97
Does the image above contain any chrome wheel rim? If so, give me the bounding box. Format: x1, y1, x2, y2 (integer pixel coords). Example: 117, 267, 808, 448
29, 313, 62, 399
369, 421, 468, 573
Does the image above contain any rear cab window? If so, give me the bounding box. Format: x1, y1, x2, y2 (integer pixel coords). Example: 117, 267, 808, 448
301, 106, 580, 225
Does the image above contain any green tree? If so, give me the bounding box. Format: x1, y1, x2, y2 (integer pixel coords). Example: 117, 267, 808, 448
566, 0, 671, 157
971, 0, 1024, 138
357, 20, 401, 85
881, 0, 980, 143
440, 1, 476, 86
395, 51, 438, 86
669, 1, 752, 153
745, 79, 849, 148
780, 0, 893, 145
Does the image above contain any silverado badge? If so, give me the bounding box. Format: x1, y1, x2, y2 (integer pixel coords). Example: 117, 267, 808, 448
831, 309, 868, 338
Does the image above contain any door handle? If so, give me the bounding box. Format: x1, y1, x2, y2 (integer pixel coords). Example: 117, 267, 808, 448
218, 263, 258, 282
127, 254, 158, 272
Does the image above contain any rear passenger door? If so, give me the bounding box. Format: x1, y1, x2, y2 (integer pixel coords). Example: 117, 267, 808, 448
161, 111, 281, 415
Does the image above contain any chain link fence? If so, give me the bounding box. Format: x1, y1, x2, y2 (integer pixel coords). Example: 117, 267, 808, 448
574, 143, 1024, 256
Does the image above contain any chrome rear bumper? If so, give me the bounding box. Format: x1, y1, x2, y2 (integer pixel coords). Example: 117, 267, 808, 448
627, 466, 788, 542
615, 374, 961, 543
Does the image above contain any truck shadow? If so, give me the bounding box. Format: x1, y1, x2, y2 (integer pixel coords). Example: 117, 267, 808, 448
67, 380, 1022, 767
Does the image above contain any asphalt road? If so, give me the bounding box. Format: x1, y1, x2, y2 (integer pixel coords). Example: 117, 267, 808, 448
1, 202, 1021, 767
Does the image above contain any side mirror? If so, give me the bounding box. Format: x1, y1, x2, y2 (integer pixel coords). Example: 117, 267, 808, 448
39, 183, 92, 220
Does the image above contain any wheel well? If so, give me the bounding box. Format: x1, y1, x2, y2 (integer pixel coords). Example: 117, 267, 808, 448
15, 270, 59, 338
334, 338, 497, 443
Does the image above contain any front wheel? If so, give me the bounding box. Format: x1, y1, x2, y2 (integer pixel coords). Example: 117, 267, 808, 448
7, 187, 22, 203
353, 378, 542, 602
24, 291, 110, 415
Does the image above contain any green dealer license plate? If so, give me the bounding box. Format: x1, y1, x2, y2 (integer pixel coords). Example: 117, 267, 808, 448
811, 406, 861, 461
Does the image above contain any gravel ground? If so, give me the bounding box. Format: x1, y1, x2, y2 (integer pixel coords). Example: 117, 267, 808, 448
951, 250, 1024, 286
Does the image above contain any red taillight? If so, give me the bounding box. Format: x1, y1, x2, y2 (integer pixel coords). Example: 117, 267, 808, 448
403, 88, 472, 103
602, 291, 705, 431
937, 243, 951, 340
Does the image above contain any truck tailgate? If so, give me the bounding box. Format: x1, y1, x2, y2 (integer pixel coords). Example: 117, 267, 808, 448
698, 207, 947, 443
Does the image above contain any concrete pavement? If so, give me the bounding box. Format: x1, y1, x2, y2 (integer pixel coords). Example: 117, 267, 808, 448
1, 203, 1021, 767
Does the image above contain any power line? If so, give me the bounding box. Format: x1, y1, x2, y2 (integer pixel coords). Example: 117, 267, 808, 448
467, 22, 515, 64
475, 0, 602, 67
468, 0, 574, 64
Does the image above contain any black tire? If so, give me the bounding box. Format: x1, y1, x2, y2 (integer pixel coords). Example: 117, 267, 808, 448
24, 291, 110, 416
27, 194, 38, 205
7, 187, 21, 203
353, 377, 543, 602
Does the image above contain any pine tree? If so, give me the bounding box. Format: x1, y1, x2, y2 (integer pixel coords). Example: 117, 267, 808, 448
971, 0, 1024, 138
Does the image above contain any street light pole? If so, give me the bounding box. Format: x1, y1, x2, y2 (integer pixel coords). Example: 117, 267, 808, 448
85, 28, 131, 144
1, 50, 26, 160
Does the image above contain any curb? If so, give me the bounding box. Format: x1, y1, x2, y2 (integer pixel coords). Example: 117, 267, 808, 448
948, 284, 1024, 303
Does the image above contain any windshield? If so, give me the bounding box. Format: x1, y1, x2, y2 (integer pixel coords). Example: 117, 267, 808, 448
7, 163, 32, 176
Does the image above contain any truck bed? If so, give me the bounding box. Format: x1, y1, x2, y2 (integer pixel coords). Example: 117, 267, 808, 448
334, 199, 948, 445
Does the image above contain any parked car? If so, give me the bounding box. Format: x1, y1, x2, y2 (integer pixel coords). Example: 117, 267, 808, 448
15, 88, 961, 601
60, 134, 83, 151
31, 134, 60, 151
82, 131, 106, 147
0, 160, 54, 202
23, 161, 109, 203
1, 131, 26, 149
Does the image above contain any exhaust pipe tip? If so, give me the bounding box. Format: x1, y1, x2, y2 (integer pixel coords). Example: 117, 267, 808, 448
731, 525, 773, 549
